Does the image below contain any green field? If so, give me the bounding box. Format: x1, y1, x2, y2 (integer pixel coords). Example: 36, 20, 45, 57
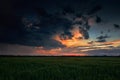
0, 57, 120, 80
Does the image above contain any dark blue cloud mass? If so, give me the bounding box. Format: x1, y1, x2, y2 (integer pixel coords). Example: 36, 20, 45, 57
0, 0, 103, 49
0, 0, 120, 56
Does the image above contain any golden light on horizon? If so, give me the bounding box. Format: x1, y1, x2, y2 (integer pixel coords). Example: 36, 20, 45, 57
62, 53, 88, 56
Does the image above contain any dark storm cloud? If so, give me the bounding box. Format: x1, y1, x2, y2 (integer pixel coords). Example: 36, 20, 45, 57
35, 7, 49, 17
96, 16, 102, 23
88, 5, 102, 15
0, 0, 102, 49
96, 35, 110, 40
96, 39, 106, 42
62, 5, 75, 15
0, 0, 33, 43
79, 27, 89, 39
96, 35, 110, 42
114, 24, 120, 29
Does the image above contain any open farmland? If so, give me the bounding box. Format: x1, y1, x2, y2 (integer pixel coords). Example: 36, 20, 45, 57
0, 57, 120, 80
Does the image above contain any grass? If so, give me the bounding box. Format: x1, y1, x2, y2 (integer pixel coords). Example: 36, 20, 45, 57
0, 57, 120, 80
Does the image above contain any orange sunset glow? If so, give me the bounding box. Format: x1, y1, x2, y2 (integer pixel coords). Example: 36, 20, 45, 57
53, 25, 90, 47
53, 34, 89, 47
34, 39, 120, 55
35, 48, 88, 56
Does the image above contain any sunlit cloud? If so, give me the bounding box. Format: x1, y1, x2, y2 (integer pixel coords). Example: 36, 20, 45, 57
106, 40, 120, 47
53, 24, 90, 47
53, 34, 89, 47
80, 40, 120, 53
1, 39, 120, 56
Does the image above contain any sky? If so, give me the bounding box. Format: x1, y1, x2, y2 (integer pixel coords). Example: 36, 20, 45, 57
0, 0, 120, 56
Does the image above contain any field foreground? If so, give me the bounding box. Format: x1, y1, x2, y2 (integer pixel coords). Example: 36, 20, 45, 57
0, 57, 120, 80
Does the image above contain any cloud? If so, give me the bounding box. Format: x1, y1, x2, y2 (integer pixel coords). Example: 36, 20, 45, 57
35, 39, 120, 56
35, 47, 89, 56
35, 7, 49, 17
85, 48, 120, 56
88, 5, 102, 15
113, 24, 120, 29
1, 5, 98, 49
53, 25, 90, 48
62, 5, 75, 15
0, 0, 103, 52
96, 35, 110, 42
1, 39, 120, 56
79, 40, 120, 56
